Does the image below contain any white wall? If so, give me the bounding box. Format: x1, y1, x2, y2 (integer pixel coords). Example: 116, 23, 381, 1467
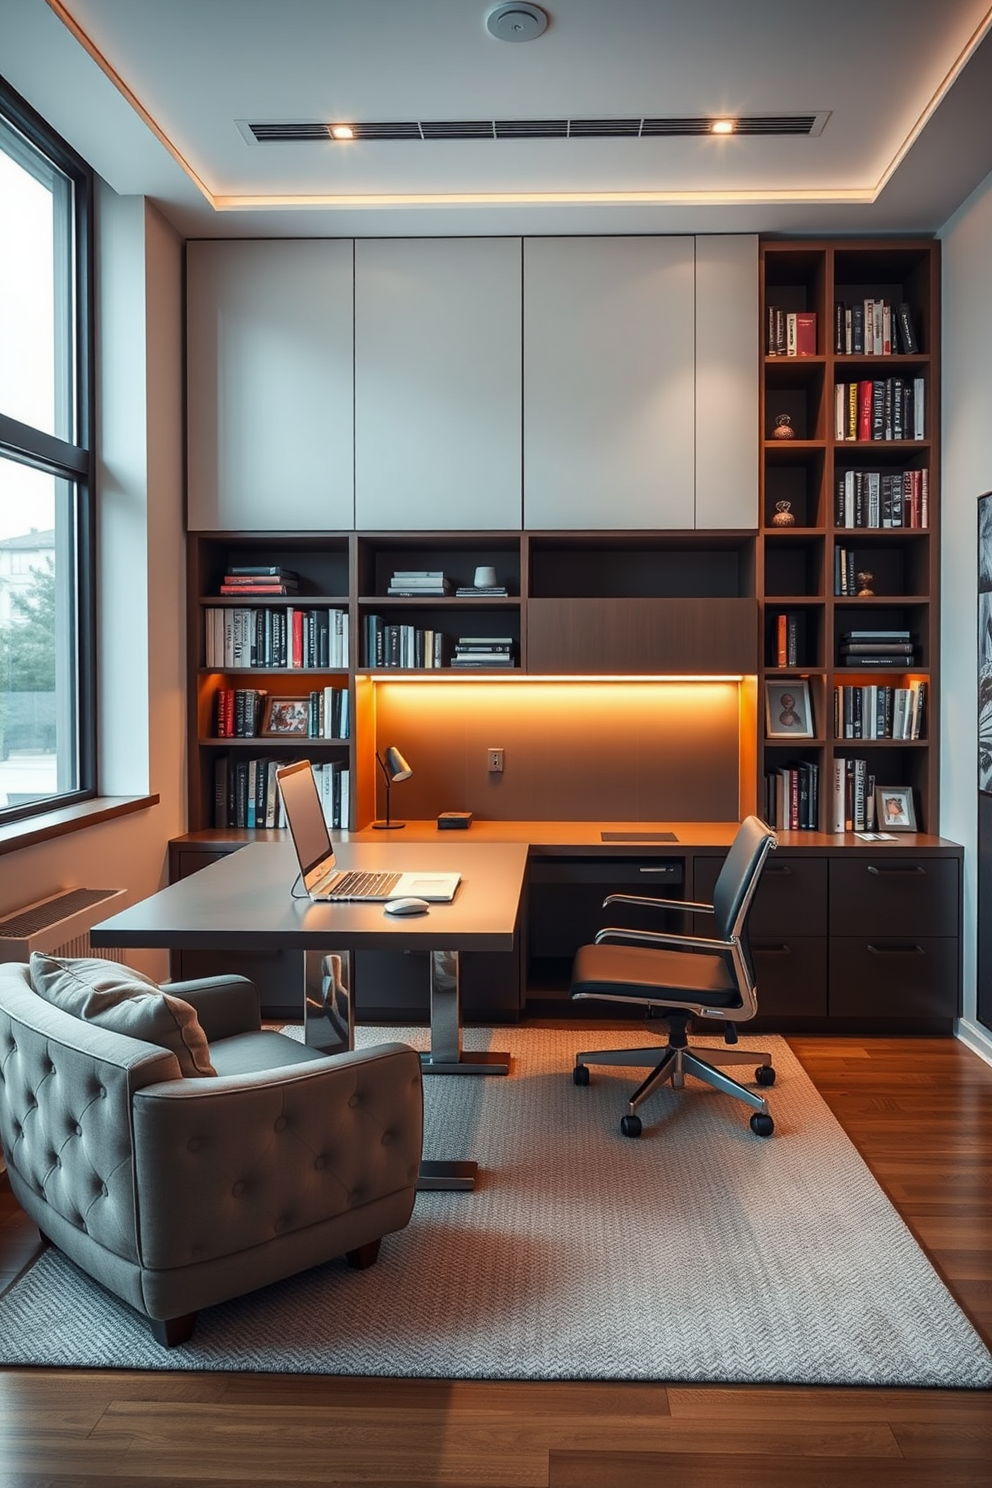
940, 168, 992, 1062
0, 189, 186, 982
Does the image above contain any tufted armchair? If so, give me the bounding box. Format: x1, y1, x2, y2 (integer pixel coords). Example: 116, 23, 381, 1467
0, 962, 423, 1346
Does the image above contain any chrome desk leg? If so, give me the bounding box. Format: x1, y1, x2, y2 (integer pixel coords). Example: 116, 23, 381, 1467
303, 950, 354, 1054
420, 948, 510, 1076
416, 949, 510, 1193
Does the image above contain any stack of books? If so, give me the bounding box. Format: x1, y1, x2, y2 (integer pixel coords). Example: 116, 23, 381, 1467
837, 629, 915, 668
451, 637, 515, 669
455, 582, 509, 597
387, 570, 451, 597
219, 565, 299, 596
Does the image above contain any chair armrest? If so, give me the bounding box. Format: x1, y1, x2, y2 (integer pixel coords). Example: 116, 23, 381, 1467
603, 893, 715, 915
594, 925, 734, 953
164, 975, 260, 1041
130, 1042, 423, 1270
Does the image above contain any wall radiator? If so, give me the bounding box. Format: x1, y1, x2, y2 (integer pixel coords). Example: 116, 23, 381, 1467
0, 887, 127, 963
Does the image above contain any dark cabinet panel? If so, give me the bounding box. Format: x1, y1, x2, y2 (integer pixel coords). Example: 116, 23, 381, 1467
829, 857, 959, 937
694, 853, 827, 937
829, 936, 960, 1019
354, 947, 522, 1023
751, 937, 828, 1018
526, 597, 757, 674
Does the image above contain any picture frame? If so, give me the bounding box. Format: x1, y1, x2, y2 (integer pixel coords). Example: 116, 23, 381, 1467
874, 785, 917, 832
260, 695, 309, 738
764, 679, 814, 740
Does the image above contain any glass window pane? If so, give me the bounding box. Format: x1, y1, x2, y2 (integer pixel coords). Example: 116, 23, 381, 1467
0, 456, 79, 808
0, 116, 74, 441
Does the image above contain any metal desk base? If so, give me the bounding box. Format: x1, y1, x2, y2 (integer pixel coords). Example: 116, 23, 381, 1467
417, 1160, 477, 1192
421, 1050, 510, 1075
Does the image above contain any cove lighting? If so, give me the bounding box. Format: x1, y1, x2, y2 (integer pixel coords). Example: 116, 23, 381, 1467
358, 672, 747, 684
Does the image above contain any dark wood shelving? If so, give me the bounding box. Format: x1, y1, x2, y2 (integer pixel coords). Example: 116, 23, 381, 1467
759, 237, 940, 834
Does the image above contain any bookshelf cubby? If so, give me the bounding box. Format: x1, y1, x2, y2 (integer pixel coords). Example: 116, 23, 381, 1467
758, 238, 940, 834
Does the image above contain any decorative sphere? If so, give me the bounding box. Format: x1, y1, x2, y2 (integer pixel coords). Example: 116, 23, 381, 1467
772, 414, 796, 440
771, 501, 796, 527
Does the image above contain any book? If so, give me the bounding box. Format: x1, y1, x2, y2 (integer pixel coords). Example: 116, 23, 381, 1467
454, 586, 509, 597
794, 311, 816, 356
224, 565, 298, 577
219, 583, 297, 595
895, 302, 918, 354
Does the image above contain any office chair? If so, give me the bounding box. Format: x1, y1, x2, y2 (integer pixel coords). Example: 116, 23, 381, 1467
570, 815, 778, 1138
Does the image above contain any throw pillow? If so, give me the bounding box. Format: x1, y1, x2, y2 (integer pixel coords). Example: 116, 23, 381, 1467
29, 954, 216, 1077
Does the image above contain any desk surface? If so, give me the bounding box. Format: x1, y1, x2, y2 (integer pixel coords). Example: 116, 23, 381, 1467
174, 820, 961, 858
91, 839, 529, 952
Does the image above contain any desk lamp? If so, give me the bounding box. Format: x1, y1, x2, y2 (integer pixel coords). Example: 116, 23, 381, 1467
373, 745, 413, 829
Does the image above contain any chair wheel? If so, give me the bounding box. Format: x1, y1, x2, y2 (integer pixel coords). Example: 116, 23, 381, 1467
755, 1064, 776, 1086
620, 1114, 642, 1138
573, 1064, 590, 1085
750, 1112, 775, 1137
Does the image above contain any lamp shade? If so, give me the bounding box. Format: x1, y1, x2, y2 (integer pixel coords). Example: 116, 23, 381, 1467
381, 745, 413, 782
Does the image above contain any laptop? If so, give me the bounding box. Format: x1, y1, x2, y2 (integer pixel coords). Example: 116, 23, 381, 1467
275, 760, 460, 903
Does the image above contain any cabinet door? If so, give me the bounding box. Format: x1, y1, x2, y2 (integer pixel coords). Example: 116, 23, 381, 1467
523, 236, 695, 530
354, 239, 522, 530
187, 240, 355, 531
695, 235, 759, 528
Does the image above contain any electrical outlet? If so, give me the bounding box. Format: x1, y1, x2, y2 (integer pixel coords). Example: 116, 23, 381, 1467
487, 748, 504, 773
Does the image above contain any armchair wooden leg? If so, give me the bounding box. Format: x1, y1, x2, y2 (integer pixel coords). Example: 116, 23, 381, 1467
150, 1312, 198, 1347
345, 1238, 382, 1270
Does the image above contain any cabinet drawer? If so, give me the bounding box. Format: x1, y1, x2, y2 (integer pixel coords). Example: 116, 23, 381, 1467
828, 937, 960, 1019
694, 854, 827, 937
829, 858, 959, 937
752, 937, 827, 1018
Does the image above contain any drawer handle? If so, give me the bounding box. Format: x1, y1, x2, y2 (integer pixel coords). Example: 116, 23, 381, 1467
764, 865, 793, 876
867, 944, 925, 956
758, 944, 793, 956
638, 867, 676, 873
867, 865, 926, 876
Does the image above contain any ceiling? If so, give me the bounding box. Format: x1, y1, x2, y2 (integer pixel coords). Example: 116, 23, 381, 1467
2, 0, 992, 238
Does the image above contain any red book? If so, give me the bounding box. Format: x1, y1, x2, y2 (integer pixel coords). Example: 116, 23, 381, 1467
795, 311, 817, 356
219, 584, 294, 595
291, 608, 304, 669
776, 613, 787, 667
857, 381, 873, 441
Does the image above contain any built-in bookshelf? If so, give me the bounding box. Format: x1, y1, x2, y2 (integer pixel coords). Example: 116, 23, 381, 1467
759, 239, 940, 833
187, 530, 758, 832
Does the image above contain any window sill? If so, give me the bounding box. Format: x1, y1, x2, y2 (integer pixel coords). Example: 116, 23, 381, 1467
0, 795, 159, 856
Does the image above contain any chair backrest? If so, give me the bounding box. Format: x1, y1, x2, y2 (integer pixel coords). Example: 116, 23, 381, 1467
711, 815, 778, 944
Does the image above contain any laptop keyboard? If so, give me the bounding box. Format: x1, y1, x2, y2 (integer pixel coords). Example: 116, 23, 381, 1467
319, 869, 403, 900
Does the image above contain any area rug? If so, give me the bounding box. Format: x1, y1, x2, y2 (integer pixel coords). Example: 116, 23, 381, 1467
1, 1027, 990, 1387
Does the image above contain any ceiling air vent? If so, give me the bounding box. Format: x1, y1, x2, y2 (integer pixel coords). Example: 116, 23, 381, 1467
240, 114, 827, 145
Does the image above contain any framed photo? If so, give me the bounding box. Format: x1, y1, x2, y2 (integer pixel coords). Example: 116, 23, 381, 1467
874, 786, 917, 832
260, 695, 309, 737
764, 679, 814, 740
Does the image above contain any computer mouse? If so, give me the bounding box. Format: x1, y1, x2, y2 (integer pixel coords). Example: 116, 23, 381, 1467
384, 897, 431, 916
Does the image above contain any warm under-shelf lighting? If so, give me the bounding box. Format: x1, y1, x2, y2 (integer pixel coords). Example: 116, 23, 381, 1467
357, 672, 746, 684
331, 124, 355, 139
711, 118, 736, 135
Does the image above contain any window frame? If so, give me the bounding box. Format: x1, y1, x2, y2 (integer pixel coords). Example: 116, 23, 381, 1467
0, 73, 96, 827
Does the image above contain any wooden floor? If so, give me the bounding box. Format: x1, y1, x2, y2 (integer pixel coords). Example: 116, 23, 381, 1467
1, 1034, 991, 1487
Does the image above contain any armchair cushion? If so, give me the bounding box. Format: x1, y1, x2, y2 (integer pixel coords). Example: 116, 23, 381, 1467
29, 954, 216, 1078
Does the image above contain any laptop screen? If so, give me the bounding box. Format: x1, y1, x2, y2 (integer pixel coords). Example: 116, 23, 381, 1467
276, 761, 333, 881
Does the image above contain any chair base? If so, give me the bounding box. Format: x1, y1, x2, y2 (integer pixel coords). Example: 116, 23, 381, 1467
574, 1040, 774, 1129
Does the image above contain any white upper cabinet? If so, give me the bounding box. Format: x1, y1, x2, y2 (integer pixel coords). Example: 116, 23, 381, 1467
523, 237, 696, 530
694, 235, 759, 529
187, 240, 354, 532
354, 239, 522, 530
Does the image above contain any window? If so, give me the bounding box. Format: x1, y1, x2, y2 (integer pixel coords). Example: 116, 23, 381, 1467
0, 77, 94, 824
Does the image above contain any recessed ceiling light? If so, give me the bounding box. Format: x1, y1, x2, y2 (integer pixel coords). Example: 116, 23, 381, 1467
711, 119, 736, 135
486, 4, 549, 42
331, 124, 354, 140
